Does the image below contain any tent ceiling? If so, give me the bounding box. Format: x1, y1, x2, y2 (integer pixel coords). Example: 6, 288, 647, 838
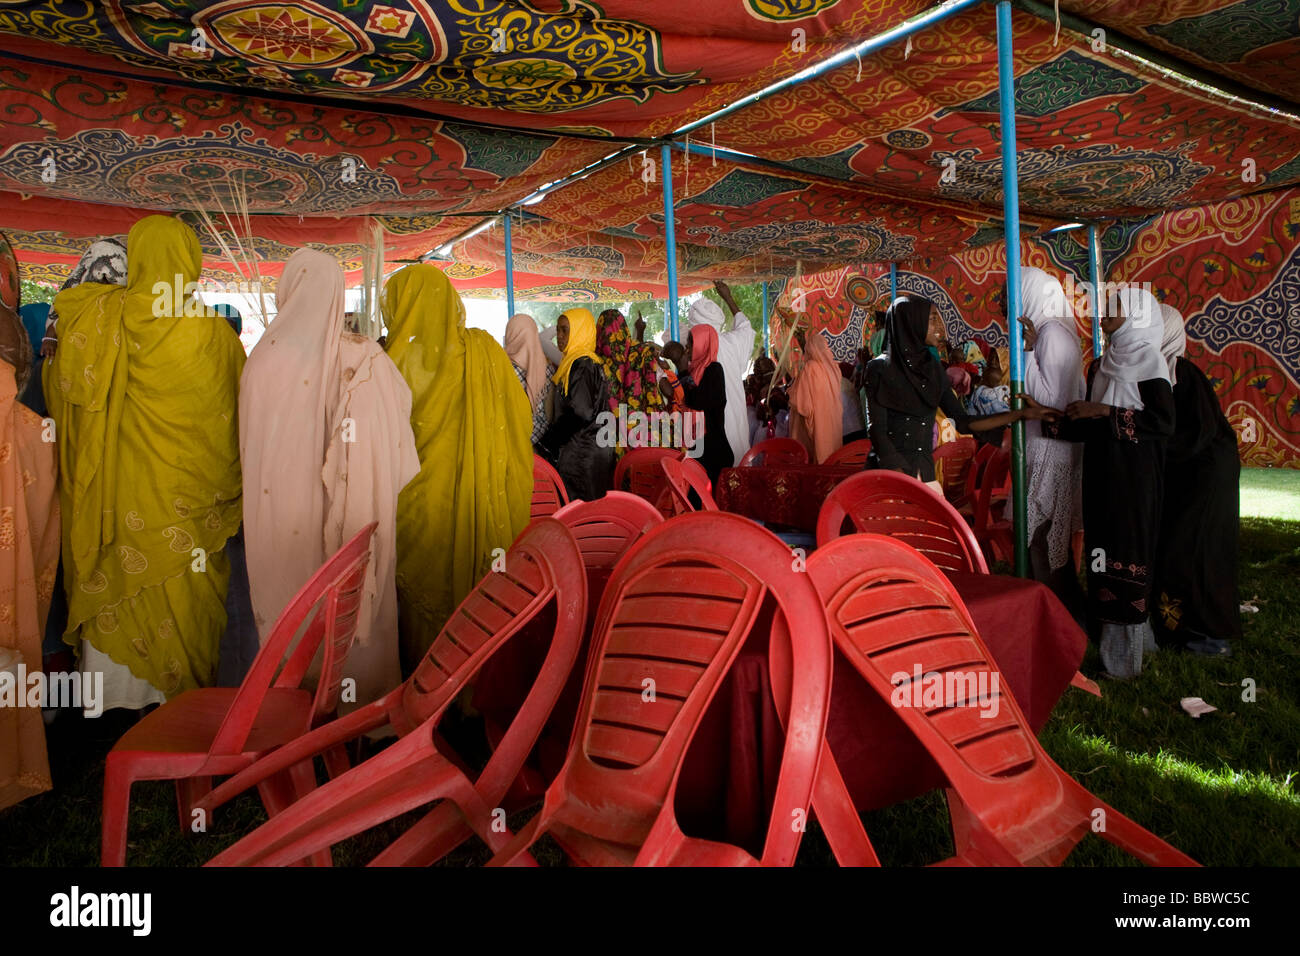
0, 1, 1298, 287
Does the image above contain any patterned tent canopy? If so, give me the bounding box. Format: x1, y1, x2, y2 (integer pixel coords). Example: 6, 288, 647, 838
0, 1, 1297, 288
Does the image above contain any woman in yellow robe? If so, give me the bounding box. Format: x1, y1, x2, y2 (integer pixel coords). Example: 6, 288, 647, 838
382, 265, 532, 667
43, 215, 244, 699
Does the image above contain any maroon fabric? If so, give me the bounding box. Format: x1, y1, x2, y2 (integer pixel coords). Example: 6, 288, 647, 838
716, 464, 860, 531
675, 570, 1086, 845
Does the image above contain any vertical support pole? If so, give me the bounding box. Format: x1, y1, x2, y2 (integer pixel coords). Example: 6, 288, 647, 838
1088, 223, 1104, 359
996, 0, 1028, 578
503, 213, 515, 319
661, 144, 679, 342
889, 262, 898, 301
761, 280, 770, 353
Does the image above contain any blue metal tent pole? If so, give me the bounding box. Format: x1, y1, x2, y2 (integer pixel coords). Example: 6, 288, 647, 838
661, 143, 679, 342
1088, 223, 1104, 359
503, 213, 515, 319
996, 0, 1029, 578
889, 262, 898, 301
761, 281, 770, 353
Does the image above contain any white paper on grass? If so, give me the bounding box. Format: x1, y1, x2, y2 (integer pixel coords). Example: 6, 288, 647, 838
1180, 697, 1218, 718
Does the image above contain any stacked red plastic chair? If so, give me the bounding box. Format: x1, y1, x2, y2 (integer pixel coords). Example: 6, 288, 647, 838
738, 437, 808, 467
530, 454, 569, 519
101, 523, 377, 867
658, 456, 719, 515
934, 437, 977, 509
487, 512, 832, 866
612, 447, 682, 500
816, 470, 986, 573
822, 438, 872, 467
202, 519, 586, 867
971, 448, 1013, 565
780, 534, 1197, 867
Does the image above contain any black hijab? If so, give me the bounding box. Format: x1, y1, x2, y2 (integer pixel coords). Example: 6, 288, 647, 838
865, 293, 946, 415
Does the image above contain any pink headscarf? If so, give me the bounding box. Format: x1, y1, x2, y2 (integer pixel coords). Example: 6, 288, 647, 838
503, 312, 547, 406
688, 322, 719, 383
789, 333, 844, 463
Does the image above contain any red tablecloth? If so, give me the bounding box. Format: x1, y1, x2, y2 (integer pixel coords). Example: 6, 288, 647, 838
716, 464, 860, 531
674, 569, 1087, 853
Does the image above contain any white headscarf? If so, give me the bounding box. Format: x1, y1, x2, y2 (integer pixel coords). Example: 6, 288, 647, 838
1159, 303, 1187, 385
1021, 267, 1084, 430
1020, 266, 1074, 332
1092, 286, 1170, 410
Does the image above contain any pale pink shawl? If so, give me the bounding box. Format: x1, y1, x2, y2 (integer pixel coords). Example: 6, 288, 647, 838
239, 249, 418, 711
789, 333, 844, 463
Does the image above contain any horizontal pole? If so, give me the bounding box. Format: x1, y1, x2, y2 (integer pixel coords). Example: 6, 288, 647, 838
674, 0, 987, 138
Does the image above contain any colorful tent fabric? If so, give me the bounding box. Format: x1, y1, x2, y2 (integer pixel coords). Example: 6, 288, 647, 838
784, 184, 1300, 468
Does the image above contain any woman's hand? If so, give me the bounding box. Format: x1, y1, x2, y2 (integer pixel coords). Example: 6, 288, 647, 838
41, 336, 57, 358
1018, 394, 1062, 422
1066, 399, 1110, 420
1017, 315, 1038, 351
634, 310, 646, 342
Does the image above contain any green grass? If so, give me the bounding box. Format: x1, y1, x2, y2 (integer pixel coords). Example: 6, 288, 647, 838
1240, 465, 1300, 521
4, 471, 1298, 866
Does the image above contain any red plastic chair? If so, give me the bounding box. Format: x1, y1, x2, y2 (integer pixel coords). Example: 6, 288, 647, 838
612, 447, 682, 498
957, 442, 997, 518
486, 512, 833, 866
934, 437, 977, 508
201, 519, 587, 867
101, 523, 377, 867
816, 470, 986, 574
972, 448, 1013, 565
531, 455, 569, 519
659, 456, 718, 515
789, 534, 1197, 867
738, 437, 808, 467
822, 438, 872, 467
554, 491, 664, 606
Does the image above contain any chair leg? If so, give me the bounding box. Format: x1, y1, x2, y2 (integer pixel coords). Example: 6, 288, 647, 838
287, 759, 333, 867
322, 745, 351, 781
176, 776, 213, 835
101, 757, 133, 868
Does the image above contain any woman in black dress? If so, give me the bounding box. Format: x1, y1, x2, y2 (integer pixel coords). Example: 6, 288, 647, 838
537, 307, 614, 501
864, 294, 1050, 482
1045, 287, 1174, 679
1153, 304, 1239, 657
675, 322, 732, 486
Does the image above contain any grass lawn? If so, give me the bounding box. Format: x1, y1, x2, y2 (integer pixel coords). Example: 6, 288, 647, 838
3, 468, 1297, 866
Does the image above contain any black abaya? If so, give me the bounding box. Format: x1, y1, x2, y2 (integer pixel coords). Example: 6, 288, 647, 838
1153, 356, 1241, 646
538, 356, 614, 501
681, 361, 731, 486
1048, 366, 1174, 627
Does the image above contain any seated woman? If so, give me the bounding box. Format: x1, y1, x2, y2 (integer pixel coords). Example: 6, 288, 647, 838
504, 312, 554, 445
864, 294, 1051, 483
384, 265, 532, 667
241, 248, 419, 708
1152, 303, 1239, 658
1045, 287, 1174, 679
537, 307, 614, 501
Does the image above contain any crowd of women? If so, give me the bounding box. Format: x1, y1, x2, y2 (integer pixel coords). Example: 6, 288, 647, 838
0, 215, 1241, 811
857, 270, 1240, 681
